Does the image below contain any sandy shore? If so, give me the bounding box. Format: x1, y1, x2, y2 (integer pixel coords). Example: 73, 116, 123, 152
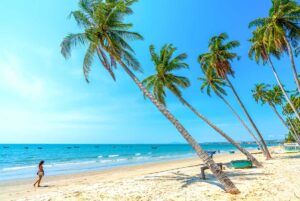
1, 146, 300, 201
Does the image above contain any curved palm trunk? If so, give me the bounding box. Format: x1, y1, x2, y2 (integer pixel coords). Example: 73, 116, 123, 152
216, 93, 265, 154
288, 118, 299, 138
117, 62, 240, 194
283, 36, 300, 93
267, 56, 300, 121
225, 77, 272, 159
288, 120, 300, 144
285, 114, 300, 143
269, 103, 300, 144
269, 103, 290, 130
176, 96, 262, 167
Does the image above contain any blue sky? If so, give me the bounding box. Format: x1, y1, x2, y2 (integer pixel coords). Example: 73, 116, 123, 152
0, 0, 298, 144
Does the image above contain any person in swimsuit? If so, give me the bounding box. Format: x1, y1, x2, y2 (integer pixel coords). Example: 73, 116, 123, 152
33, 160, 44, 187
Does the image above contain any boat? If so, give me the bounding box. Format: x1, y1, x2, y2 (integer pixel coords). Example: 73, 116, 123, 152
284, 143, 300, 153
230, 160, 253, 169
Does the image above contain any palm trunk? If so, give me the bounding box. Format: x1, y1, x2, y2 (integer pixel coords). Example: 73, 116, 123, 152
288, 117, 299, 138
283, 36, 300, 93
269, 103, 290, 130
216, 93, 265, 154
286, 117, 300, 144
288, 120, 300, 144
225, 77, 272, 159
267, 56, 300, 121
176, 95, 262, 167
118, 61, 240, 194
269, 103, 300, 144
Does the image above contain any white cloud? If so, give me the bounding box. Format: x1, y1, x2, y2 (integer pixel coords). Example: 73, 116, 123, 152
0, 52, 47, 100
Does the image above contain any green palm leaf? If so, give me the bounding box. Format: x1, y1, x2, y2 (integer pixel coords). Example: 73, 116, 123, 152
61, 0, 143, 82
142, 44, 189, 106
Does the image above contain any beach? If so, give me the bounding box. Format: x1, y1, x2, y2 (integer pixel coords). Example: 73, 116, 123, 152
1, 146, 300, 201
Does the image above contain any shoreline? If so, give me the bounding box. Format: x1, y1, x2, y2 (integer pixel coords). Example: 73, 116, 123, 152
0, 156, 200, 185
0, 146, 262, 184
2, 148, 289, 200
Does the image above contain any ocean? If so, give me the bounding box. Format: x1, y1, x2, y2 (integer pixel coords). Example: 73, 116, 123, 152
0, 143, 279, 181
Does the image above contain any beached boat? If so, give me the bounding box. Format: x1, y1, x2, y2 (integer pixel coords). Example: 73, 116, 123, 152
284, 143, 300, 153
230, 160, 253, 169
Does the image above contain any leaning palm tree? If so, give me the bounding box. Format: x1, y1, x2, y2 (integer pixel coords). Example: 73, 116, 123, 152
252, 84, 284, 124
199, 67, 265, 153
252, 84, 299, 142
252, 83, 300, 143
249, 0, 300, 92
248, 27, 300, 121
283, 93, 300, 142
284, 93, 300, 114
284, 116, 300, 142
269, 85, 300, 144
60, 0, 240, 193
198, 33, 272, 159
143, 44, 262, 167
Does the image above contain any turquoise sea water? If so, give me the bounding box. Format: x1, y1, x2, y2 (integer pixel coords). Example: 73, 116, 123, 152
0, 143, 279, 181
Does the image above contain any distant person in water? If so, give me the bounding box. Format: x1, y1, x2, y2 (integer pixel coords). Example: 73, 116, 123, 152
33, 160, 44, 187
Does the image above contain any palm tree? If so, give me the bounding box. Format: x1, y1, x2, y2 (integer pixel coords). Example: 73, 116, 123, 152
143, 44, 262, 167
253, 84, 291, 131
248, 27, 300, 122
253, 84, 300, 144
252, 84, 284, 123
284, 93, 300, 114
198, 33, 272, 159
60, 0, 240, 193
267, 85, 293, 128
283, 93, 300, 142
199, 67, 265, 153
249, 0, 300, 92
285, 117, 300, 142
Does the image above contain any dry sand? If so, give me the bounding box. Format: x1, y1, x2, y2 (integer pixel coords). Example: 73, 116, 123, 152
1, 146, 300, 201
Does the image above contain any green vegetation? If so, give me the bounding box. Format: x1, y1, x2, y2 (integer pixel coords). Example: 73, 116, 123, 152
199, 33, 271, 159
61, 0, 240, 194
61, 0, 300, 195
143, 44, 261, 167
252, 84, 300, 144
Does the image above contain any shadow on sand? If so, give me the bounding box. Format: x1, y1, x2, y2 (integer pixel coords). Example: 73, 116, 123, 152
276, 154, 300, 160
141, 166, 271, 191
37, 185, 53, 188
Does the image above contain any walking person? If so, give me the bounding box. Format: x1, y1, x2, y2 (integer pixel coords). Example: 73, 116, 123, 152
33, 160, 44, 187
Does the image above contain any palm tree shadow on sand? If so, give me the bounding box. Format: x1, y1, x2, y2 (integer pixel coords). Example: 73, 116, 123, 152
141, 167, 272, 191
277, 154, 300, 160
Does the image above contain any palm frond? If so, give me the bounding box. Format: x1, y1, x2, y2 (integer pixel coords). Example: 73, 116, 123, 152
249, 18, 267, 28
122, 50, 143, 72
61, 33, 87, 59
149, 45, 160, 65
69, 10, 92, 28
83, 43, 97, 82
